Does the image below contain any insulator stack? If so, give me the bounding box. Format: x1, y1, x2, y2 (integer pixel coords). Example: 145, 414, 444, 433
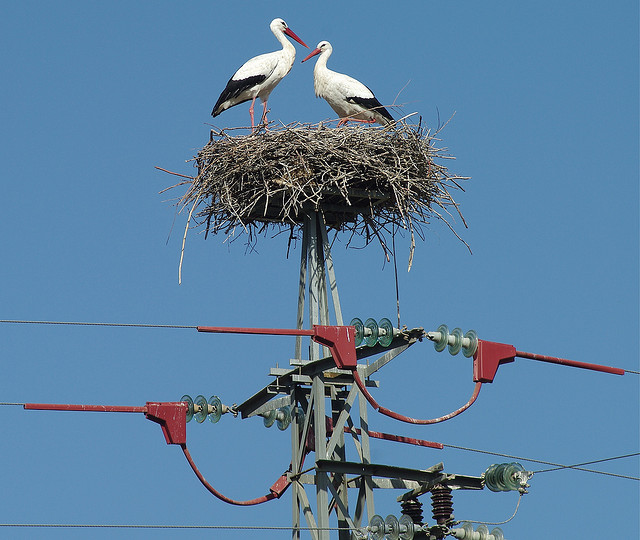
261, 405, 292, 430
401, 498, 427, 539
180, 394, 235, 424
366, 513, 417, 540
431, 484, 454, 525
483, 462, 533, 494
400, 498, 424, 526
428, 324, 478, 357
450, 522, 506, 540
350, 317, 397, 347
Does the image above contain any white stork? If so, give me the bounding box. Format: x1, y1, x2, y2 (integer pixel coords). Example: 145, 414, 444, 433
302, 41, 393, 126
211, 18, 308, 129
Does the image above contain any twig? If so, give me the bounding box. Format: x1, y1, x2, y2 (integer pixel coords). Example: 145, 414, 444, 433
154, 166, 195, 180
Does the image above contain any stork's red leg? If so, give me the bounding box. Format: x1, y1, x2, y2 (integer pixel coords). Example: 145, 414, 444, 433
349, 118, 376, 124
261, 100, 269, 129
337, 117, 376, 127
248, 96, 257, 129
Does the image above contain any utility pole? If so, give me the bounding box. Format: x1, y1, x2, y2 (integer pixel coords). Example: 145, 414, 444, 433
230, 210, 530, 539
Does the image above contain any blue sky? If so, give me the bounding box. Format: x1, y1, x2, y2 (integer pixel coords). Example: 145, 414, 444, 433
0, 1, 638, 538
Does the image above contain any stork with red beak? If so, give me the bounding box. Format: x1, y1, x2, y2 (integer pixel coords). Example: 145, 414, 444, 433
211, 18, 308, 129
302, 41, 393, 126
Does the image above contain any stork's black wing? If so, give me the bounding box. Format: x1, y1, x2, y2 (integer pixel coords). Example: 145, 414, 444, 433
211, 74, 266, 117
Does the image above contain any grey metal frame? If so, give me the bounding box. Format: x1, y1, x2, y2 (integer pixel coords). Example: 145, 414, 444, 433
236, 211, 470, 539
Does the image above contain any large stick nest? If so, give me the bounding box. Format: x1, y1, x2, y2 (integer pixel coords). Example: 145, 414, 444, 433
166, 119, 469, 267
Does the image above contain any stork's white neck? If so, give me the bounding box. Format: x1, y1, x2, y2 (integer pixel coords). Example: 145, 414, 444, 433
313, 47, 333, 79
313, 48, 335, 98
273, 27, 296, 55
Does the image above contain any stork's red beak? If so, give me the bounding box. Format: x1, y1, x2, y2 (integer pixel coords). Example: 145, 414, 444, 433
284, 27, 309, 48
301, 47, 321, 63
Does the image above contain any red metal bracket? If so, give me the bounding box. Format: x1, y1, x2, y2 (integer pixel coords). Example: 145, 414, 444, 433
269, 473, 291, 498
472, 339, 625, 382
312, 325, 357, 369
473, 340, 517, 383
144, 402, 187, 445
196, 324, 357, 369
24, 401, 187, 445
515, 349, 625, 376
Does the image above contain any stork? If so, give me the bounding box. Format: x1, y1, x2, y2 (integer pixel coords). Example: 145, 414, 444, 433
211, 18, 308, 130
302, 41, 393, 126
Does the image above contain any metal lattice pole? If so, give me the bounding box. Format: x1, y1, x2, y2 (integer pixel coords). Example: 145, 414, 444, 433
290, 211, 377, 540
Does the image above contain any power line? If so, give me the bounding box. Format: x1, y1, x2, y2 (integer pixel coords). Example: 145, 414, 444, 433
2, 318, 638, 375
2, 401, 638, 480
0, 523, 351, 531
533, 452, 640, 474
3, 400, 637, 481
443, 444, 639, 481
0, 319, 196, 329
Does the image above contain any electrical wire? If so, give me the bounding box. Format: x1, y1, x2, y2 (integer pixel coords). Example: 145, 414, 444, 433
2, 318, 638, 375
181, 444, 281, 506
2, 402, 638, 481
353, 370, 483, 424
533, 452, 639, 474
460, 493, 523, 526
0, 319, 196, 329
1, 317, 638, 484
0, 523, 353, 531
443, 443, 640, 480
